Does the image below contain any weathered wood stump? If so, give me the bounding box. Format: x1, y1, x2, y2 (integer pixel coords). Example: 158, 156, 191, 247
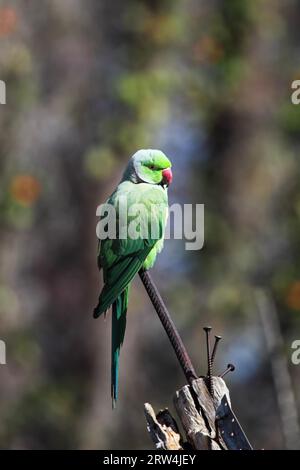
144, 377, 231, 450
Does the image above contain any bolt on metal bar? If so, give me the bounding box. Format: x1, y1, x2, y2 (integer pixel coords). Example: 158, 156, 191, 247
139, 268, 198, 385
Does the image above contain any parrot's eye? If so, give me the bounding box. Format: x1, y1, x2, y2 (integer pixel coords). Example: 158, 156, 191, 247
148, 164, 155, 170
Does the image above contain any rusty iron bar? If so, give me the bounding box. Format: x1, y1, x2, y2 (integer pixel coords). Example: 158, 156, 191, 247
139, 268, 198, 385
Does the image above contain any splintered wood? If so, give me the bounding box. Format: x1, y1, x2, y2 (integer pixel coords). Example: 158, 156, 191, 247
144, 404, 183, 450
144, 377, 231, 450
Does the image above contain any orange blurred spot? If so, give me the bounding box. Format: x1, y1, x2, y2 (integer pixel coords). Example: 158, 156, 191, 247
10, 175, 41, 206
0, 7, 17, 37
286, 281, 300, 311
193, 36, 223, 64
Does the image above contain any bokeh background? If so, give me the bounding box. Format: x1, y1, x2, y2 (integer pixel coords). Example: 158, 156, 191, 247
0, 0, 300, 450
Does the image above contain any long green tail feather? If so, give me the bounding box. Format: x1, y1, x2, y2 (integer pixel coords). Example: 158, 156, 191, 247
111, 287, 129, 407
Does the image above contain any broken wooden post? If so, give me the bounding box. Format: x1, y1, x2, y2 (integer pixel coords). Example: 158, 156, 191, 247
145, 376, 252, 450
145, 377, 227, 450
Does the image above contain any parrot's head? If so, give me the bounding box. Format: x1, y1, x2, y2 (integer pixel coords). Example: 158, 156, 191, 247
128, 149, 173, 188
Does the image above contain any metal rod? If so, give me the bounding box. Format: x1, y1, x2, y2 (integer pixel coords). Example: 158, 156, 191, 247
139, 268, 197, 385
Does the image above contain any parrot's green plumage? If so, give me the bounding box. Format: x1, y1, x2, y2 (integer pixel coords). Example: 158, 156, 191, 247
93, 149, 172, 406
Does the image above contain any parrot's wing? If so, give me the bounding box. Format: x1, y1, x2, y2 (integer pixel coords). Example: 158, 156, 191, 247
94, 185, 168, 317
94, 243, 153, 317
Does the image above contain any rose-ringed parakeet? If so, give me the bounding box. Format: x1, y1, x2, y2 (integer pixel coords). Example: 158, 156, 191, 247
93, 149, 173, 406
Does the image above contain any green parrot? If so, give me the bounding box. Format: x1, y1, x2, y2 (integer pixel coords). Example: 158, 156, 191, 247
93, 149, 173, 406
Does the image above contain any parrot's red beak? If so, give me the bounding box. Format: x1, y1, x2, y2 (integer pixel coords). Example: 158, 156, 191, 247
161, 168, 173, 187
